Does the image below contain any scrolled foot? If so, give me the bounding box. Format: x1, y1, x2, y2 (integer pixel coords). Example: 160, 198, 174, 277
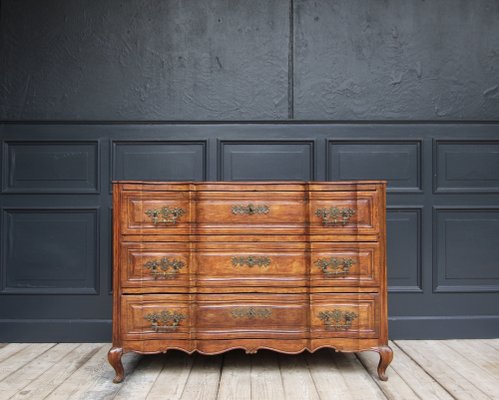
108, 347, 125, 383
374, 345, 393, 381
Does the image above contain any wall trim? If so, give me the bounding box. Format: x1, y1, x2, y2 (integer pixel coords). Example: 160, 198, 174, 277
389, 316, 499, 339
0, 319, 112, 342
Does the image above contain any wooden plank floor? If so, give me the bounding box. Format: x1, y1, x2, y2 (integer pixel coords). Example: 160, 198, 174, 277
0, 340, 498, 400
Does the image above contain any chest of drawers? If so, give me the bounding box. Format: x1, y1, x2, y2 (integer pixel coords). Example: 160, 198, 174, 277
108, 181, 393, 382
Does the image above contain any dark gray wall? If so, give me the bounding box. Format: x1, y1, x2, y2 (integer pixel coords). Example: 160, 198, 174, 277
2, 0, 499, 120
1, 1, 499, 341
1, 123, 499, 341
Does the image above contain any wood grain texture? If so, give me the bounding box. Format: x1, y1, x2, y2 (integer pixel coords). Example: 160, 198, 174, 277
397, 340, 493, 400
110, 181, 390, 382
278, 353, 320, 400
0, 343, 78, 399
0, 343, 55, 381
10, 344, 104, 400
145, 351, 195, 400
2, 340, 498, 399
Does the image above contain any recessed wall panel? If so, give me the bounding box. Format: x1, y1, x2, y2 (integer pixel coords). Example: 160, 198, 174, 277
328, 141, 421, 192
3, 141, 98, 193
2, 209, 98, 294
435, 141, 499, 193
113, 141, 206, 181
386, 209, 422, 292
220, 141, 313, 180
435, 209, 499, 292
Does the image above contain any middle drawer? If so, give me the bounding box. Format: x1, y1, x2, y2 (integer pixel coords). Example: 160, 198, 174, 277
195, 293, 308, 339
120, 242, 308, 289
120, 242, 381, 289
121, 293, 308, 341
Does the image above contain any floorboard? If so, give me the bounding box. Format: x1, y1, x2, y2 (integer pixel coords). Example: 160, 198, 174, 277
250, 350, 286, 400
178, 354, 223, 400
0, 343, 79, 399
305, 350, 357, 400
145, 351, 194, 400
1, 340, 498, 399
9, 344, 103, 400
0, 343, 55, 382
396, 340, 493, 400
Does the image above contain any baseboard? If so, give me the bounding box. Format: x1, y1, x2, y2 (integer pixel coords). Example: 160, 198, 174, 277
0, 319, 112, 342
389, 316, 499, 339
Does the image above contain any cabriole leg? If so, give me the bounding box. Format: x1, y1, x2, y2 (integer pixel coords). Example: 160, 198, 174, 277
374, 345, 393, 381
108, 347, 125, 383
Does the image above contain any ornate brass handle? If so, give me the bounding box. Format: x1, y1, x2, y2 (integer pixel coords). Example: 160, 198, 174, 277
232, 256, 271, 268
145, 206, 185, 224
144, 257, 185, 279
144, 310, 185, 332
315, 207, 355, 226
231, 307, 272, 319
315, 257, 354, 276
232, 204, 269, 215
318, 309, 358, 331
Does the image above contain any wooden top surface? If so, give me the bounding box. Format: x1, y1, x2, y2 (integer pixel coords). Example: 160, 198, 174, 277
113, 180, 387, 192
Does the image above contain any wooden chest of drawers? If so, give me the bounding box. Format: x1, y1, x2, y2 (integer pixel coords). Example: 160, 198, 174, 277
108, 181, 393, 382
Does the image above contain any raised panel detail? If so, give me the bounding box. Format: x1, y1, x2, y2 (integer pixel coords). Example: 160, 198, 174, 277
435, 141, 499, 193
220, 141, 313, 180
2, 209, 98, 294
328, 141, 421, 192
386, 209, 422, 292
113, 141, 206, 181
2, 141, 98, 193
435, 209, 499, 292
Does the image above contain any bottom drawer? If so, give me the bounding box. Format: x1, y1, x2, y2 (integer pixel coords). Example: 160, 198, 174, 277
121, 294, 192, 340
310, 293, 380, 338
120, 293, 379, 341
195, 293, 308, 340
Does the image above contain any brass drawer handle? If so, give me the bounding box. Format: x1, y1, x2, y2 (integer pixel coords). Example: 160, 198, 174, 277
144, 257, 185, 279
145, 207, 185, 224
231, 307, 272, 319
232, 256, 271, 268
315, 207, 355, 226
318, 309, 358, 331
232, 204, 269, 215
315, 257, 354, 276
144, 310, 186, 332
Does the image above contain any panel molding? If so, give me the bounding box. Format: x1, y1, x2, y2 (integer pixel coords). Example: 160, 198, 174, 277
218, 139, 315, 181
433, 139, 499, 193
386, 206, 423, 293
111, 140, 207, 185
1, 123, 499, 340
1, 207, 100, 295
2, 140, 100, 194
327, 139, 422, 193
433, 206, 499, 293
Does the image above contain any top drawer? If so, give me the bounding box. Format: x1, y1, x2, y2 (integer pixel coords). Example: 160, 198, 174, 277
120, 190, 192, 235
195, 191, 306, 235
116, 182, 384, 240
308, 190, 382, 238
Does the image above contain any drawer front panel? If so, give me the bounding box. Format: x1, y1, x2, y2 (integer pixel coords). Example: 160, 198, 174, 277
195, 191, 306, 234
121, 295, 191, 340
195, 243, 307, 287
195, 294, 308, 339
121, 191, 191, 235
309, 191, 380, 236
310, 293, 379, 338
310, 243, 381, 287
120, 243, 190, 288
